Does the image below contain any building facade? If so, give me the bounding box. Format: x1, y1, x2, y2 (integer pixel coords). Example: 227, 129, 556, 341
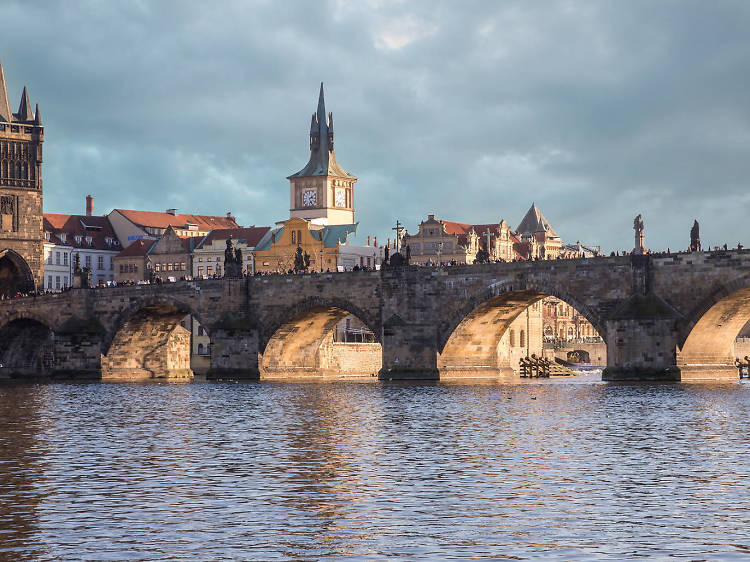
191, 227, 270, 278
0, 60, 44, 296
108, 208, 238, 249
43, 198, 122, 289
403, 215, 522, 265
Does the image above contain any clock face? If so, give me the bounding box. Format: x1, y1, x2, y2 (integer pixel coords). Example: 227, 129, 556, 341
335, 188, 346, 207
303, 189, 317, 207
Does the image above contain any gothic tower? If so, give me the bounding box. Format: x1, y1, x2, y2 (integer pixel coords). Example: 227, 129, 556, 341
0, 58, 44, 296
287, 83, 357, 226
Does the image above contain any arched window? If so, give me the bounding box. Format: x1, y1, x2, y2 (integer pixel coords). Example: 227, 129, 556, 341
15, 162, 21, 179
21, 162, 27, 179
509, 329, 516, 347
197, 343, 204, 355
291, 231, 296, 244
520, 330, 525, 348
568, 327, 574, 340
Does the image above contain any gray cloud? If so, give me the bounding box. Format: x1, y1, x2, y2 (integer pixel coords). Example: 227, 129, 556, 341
2, 0, 749, 251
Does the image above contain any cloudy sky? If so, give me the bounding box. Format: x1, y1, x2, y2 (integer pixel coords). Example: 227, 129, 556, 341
1, 0, 749, 251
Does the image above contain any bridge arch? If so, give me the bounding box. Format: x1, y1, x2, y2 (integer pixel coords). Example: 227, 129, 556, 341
102, 295, 208, 380
260, 296, 381, 378
0, 249, 35, 297
438, 280, 606, 377
0, 315, 54, 376
677, 274, 750, 376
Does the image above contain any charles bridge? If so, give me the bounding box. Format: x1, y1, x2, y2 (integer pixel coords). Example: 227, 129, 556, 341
1, 250, 749, 382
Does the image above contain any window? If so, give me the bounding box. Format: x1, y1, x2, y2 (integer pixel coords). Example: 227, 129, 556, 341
109, 257, 114, 270
207, 266, 213, 275
197, 343, 205, 355
155, 263, 161, 272
197, 266, 204, 276
180, 262, 186, 271
63, 276, 68, 287
167, 263, 173, 271
97, 256, 104, 270
47, 275, 52, 288
509, 330, 515, 347
55, 276, 60, 290
520, 330, 525, 348
63, 253, 68, 266
291, 231, 296, 244
84, 255, 91, 269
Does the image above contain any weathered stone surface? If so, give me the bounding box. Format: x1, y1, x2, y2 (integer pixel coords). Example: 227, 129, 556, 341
0, 252, 750, 381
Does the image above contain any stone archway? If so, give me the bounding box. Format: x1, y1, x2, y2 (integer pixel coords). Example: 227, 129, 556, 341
101, 301, 202, 381
260, 300, 382, 378
437, 283, 605, 378
677, 279, 750, 379
0, 249, 34, 298
0, 317, 54, 376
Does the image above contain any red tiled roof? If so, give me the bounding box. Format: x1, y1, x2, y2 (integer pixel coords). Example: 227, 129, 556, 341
43, 214, 120, 251
116, 239, 156, 258
114, 209, 239, 231
199, 227, 271, 248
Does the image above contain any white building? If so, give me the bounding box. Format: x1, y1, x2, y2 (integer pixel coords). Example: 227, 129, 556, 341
43, 211, 121, 289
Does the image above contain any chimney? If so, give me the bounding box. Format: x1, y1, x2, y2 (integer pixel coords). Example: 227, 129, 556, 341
366, 235, 370, 247
374, 236, 377, 247
166, 208, 177, 216
85, 195, 93, 216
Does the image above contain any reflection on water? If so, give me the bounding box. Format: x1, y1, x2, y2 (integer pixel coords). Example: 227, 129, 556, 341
1, 373, 750, 559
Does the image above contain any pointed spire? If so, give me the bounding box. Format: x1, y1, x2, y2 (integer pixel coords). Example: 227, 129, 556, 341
34, 103, 41, 126
17, 86, 33, 122
288, 82, 354, 180
0, 58, 12, 123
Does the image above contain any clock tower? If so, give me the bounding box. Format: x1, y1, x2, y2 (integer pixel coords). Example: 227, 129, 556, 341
288, 83, 356, 226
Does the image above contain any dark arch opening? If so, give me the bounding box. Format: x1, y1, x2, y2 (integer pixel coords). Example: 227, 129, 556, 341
0, 318, 54, 376
678, 285, 750, 378
260, 305, 381, 378
0, 250, 34, 298
102, 303, 209, 381
438, 290, 605, 378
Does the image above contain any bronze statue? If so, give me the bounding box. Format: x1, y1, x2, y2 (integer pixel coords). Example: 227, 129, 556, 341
224, 238, 234, 264
690, 220, 701, 252
235, 247, 242, 265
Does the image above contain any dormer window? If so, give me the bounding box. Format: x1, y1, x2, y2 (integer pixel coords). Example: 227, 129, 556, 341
75, 235, 82, 244
59, 233, 67, 243
85, 236, 93, 245
44, 232, 50, 241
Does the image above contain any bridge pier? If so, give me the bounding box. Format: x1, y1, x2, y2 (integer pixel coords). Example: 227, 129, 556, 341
602, 310, 681, 381
51, 333, 103, 379
378, 320, 439, 380
207, 329, 260, 379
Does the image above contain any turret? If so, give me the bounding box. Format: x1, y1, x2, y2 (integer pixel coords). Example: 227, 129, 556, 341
17, 86, 33, 122
34, 103, 41, 126
310, 113, 320, 150
327, 111, 334, 150
0, 58, 11, 123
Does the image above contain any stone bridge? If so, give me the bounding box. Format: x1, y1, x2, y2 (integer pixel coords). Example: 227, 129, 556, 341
1, 250, 749, 381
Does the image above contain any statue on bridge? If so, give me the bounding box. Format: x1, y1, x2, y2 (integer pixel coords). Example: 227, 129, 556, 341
223, 238, 243, 278
689, 220, 701, 252
633, 214, 646, 255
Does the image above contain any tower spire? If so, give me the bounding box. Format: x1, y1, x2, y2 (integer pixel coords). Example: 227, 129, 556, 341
0, 58, 12, 123
17, 86, 33, 122
34, 103, 41, 126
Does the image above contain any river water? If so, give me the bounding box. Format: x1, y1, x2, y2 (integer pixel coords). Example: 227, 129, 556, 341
1, 372, 749, 559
